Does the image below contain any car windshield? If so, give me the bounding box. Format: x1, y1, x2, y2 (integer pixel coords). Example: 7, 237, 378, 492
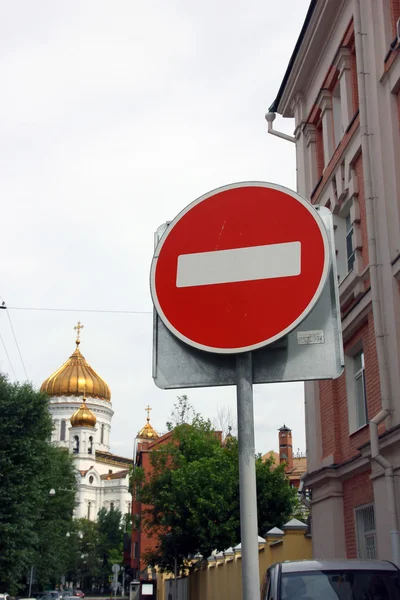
281, 569, 400, 599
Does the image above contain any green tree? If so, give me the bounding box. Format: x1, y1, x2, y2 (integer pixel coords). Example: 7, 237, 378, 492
64, 518, 101, 590
97, 507, 125, 586
136, 401, 297, 574
255, 454, 298, 535
136, 418, 238, 573
0, 376, 75, 593
0, 376, 77, 593
34, 446, 77, 589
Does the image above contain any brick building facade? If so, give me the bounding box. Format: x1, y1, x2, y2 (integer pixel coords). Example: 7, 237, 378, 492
268, 0, 400, 561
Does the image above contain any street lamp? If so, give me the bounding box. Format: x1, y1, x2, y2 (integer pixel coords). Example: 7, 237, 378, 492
49, 488, 75, 496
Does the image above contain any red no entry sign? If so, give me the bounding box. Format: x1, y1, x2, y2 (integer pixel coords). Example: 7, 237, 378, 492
150, 182, 330, 354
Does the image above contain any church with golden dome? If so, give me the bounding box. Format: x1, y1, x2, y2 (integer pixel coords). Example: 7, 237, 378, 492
40, 322, 142, 521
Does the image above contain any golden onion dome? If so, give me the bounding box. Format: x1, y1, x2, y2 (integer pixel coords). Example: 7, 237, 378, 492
40, 323, 111, 402
137, 405, 159, 440
70, 398, 97, 428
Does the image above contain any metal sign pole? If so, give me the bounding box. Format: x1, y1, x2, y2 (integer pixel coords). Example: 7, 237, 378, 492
236, 352, 260, 600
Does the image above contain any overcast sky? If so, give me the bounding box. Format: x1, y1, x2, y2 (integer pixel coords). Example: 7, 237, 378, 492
0, 0, 310, 459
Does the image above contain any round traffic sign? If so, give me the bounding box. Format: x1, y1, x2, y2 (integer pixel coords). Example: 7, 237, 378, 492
150, 182, 330, 354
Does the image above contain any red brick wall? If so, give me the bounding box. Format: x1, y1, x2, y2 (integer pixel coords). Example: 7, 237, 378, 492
320, 377, 341, 463
343, 470, 373, 558
354, 155, 369, 267
279, 429, 294, 470
319, 313, 382, 465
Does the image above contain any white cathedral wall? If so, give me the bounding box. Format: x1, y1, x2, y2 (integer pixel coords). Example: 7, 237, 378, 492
48, 396, 113, 451
74, 471, 132, 520
48, 395, 132, 521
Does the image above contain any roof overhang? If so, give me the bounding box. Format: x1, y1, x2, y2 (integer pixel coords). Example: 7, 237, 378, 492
269, 0, 346, 117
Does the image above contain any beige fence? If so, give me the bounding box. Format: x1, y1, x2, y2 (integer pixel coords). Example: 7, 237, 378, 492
156, 518, 312, 600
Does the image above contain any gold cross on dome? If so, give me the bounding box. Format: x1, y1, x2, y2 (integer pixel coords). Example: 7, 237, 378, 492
74, 321, 84, 342
145, 405, 152, 422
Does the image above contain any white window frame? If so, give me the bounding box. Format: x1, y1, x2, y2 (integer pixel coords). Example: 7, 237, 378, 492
354, 349, 368, 427
333, 207, 355, 284
355, 503, 376, 559
346, 343, 368, 434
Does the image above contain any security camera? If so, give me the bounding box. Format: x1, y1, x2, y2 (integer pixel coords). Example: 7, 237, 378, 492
265, 112, 276, 123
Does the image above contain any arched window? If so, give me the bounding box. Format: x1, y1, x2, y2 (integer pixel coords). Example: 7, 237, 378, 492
101, 424, 105, 444
60, 420, 66, 441
87, 501, 92, 520
88, 436, 93, 455
110, 501, 114, 511
73, 435, 79, 454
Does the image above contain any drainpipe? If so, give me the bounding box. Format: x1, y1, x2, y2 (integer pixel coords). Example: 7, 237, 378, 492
265, 112, 296, 143
370, 409, 400, 565
354, 0, 400, 565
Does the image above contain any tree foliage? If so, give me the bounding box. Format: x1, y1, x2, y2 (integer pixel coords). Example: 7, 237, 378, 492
34, 446, 78, 589
64, 518, 102, 589
0, 375, 76, 594
137, 400, 297, 573
64, 508, 130, 591
166, 395, 199, 431
256, 454, 299, 535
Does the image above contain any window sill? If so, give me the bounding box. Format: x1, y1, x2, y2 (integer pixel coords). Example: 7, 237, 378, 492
339, 262, 370, 308
349, 423, 369, 437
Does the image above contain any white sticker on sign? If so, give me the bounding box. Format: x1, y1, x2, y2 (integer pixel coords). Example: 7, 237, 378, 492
297, 330, 325, 345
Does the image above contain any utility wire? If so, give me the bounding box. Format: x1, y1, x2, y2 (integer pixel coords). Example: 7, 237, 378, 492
5, 310, 29, 380
0, 297, 29, 380
1, 299, 153, 380
4, 306, 153, 315
0, 327, 17, 381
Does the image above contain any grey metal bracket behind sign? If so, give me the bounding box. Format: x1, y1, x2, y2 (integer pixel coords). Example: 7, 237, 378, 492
152, 207, 344, 389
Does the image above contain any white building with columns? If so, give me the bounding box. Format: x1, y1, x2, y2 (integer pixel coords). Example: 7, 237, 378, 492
41, 324, 133, 520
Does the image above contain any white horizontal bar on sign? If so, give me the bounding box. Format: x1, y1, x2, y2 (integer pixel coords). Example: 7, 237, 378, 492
176, 241, 301, 288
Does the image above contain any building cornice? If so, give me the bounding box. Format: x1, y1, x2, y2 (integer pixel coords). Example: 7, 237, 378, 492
270, 0, 346, 117
305, 454, 369, 489
305, 425, 400, 489
96, 451, 133, 468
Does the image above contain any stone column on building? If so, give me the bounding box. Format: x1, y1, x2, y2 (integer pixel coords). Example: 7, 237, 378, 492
303, 124, 319, 195
311, 479, 347, 558
335, 47, 353, 132
317, 89, 335, 165
304, 381, 323, 473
